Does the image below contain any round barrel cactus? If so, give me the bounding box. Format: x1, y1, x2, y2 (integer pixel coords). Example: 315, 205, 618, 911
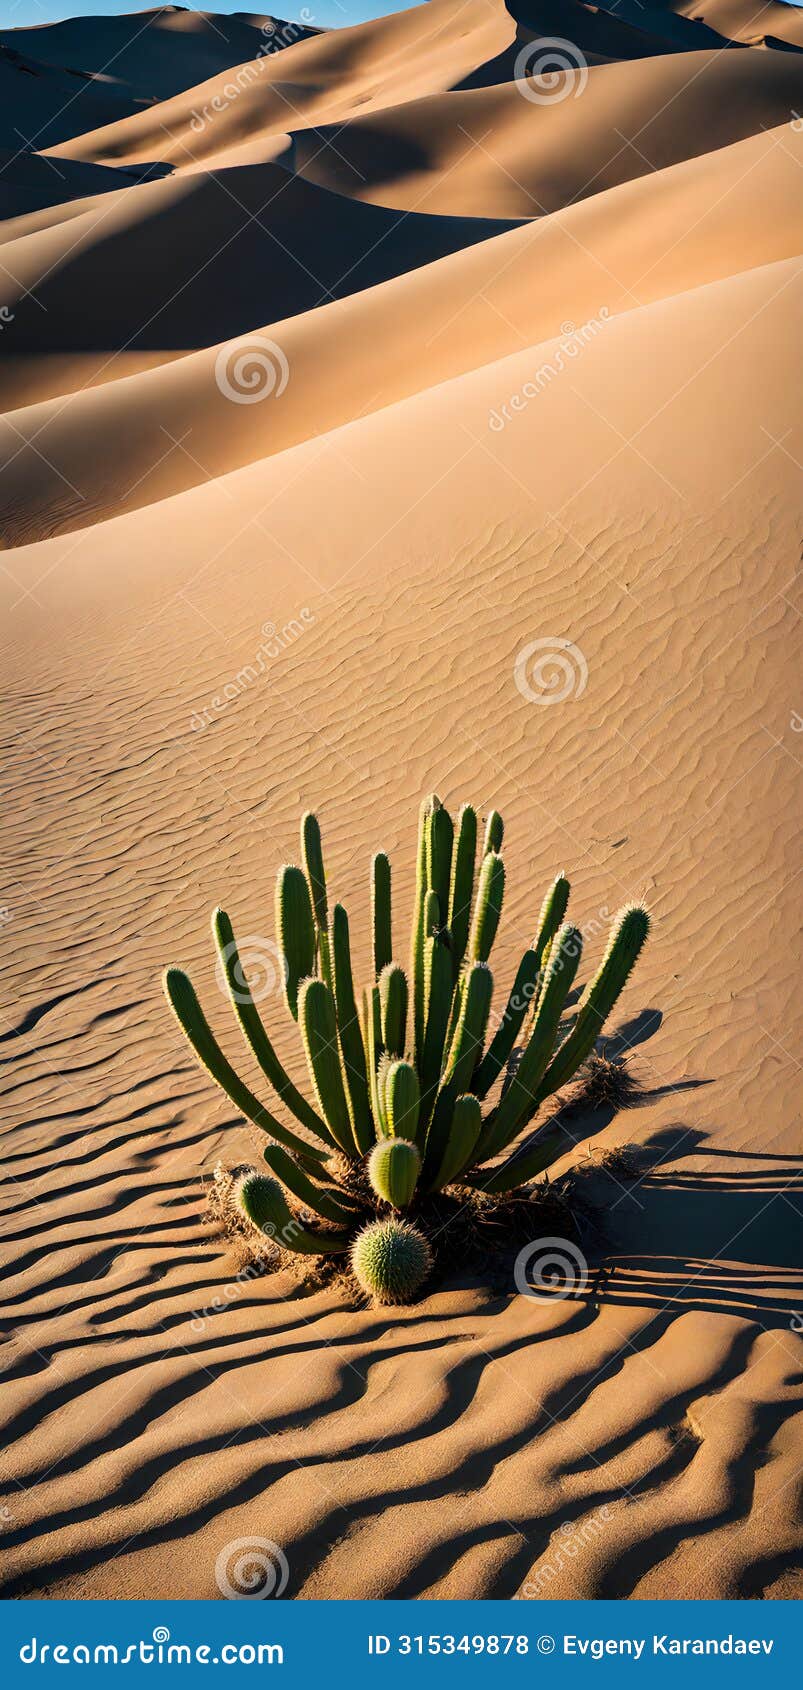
351, 1217, 433, 1304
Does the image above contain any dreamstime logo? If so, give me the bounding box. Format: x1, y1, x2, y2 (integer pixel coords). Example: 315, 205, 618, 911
790, 710, 803, 733
514, 36, 588, 105
215, 337, 290, 404
514, 638, 588, 705
190, 12, 315, 132
214, 936, 287, 1005
488, 310, 609, 430
514, 1237, 589, 1300
0, 306, 14, 331
520, 1507, 612, 1597
215, 1538, 290, 1599
189, 610, 315, 731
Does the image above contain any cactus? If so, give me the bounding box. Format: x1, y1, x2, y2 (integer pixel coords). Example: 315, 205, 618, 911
238, 1173, 349, 1252
368, 1137, 421, 1208
351, 1217, 433, 1304
301, 811, 332, 991
469, 851, 505, 963
164, 799, 652, 1299
447, 803, 477, 977
331, 903, 374, 1153
276, 864, 315, 1020
483, 809, 504, 855
379, 962, 408, 1058
299, 978, 356, 1157
385, 1059, 420, 1140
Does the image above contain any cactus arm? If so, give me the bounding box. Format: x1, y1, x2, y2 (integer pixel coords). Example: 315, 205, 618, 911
331, 903, 374, 1153
419, 934, 454, 1132
468, 850, 505, 964
275, 864, 316, 1020
533, 904, 651, 1109
163, 967, 328, 1164
212, 907, 330, 1144
467, 1125, 566, 1194
364, 984, 384, 1137
299, 979, 358, 1158
483, 810, 504, 856
475, 924, 583, 1163
238, 1173, 350, 1253
429, 1093, 483, 1191
262, 1143, 357, 1226
422, 963, 492, 1186
410, 795, 433, 1063
301, 811, 332, 993
379, 963, 408, 1058
426, 798, 454, 923
447, 803, 477, 979
385, 1059, 420, 1141
443, 961, 494, 1099
368, 1137, 421, 1208
371, 852, 393, 977
471, 947, 540, 1101
376, 1052, 392, 1136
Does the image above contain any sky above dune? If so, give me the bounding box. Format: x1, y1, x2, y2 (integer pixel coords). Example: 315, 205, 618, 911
2, 1, 422, 28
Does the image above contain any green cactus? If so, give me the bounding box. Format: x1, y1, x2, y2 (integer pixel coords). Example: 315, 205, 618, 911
164, 797, 652, 1298
410, 795, 434, 1062
331, 903, 374, 1153
163, 966, 329, 1163
447, 803, 477, 978
532, 904, 651, 1110
351, 1217, 433, 1304
379, 962, 408, 1058
299, 978, 356, 1157
483, 809, 504, 855
475, 924, 582, 1163
385, 1059, 420, 1140
301, 811, 332, 991
368, 1137, 421, 1207
371, 851, 393, 976
238, 1173, 349, 1253
469, 850, 505, 963
275, 864, 315, 1020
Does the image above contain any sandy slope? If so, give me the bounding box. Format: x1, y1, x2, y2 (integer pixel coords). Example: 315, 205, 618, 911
1, 0, 801, 1603
2, 122, 801, 545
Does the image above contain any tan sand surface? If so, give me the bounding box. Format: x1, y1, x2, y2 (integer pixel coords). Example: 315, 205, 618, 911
1, 0, 801, 1601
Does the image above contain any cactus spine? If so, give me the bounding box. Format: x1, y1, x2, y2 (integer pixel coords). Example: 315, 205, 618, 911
368, 1137, 421, 1208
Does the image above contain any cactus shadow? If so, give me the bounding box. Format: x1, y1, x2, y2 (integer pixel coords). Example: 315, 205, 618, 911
580, 1125, 803, 1328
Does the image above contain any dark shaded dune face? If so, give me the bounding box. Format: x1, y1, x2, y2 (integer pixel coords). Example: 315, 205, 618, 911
0, 164, 519, 362
1, 0, 802, 1606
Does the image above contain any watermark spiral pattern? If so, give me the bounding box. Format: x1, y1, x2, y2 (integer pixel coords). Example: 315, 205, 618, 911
514, 1237, 590, 1301
215, 1538, 290, 1599
514, 638, 588, 704
214, 936, 288, 1005
215, 336, 290, 404
514, 36, 589, 105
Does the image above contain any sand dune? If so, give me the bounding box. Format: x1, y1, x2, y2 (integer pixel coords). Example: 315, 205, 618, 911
3, 122, 801, 545
1, 0, 801, 1603
273, 48, 803, 217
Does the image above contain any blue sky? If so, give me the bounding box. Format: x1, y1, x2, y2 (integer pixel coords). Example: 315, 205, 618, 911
0, 1, 421, 27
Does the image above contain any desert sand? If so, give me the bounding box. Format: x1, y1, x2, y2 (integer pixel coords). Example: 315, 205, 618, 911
1, 0, 802, 1602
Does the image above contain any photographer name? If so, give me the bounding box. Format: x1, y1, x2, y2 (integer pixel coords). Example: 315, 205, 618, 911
564, 1635, 774, 1660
